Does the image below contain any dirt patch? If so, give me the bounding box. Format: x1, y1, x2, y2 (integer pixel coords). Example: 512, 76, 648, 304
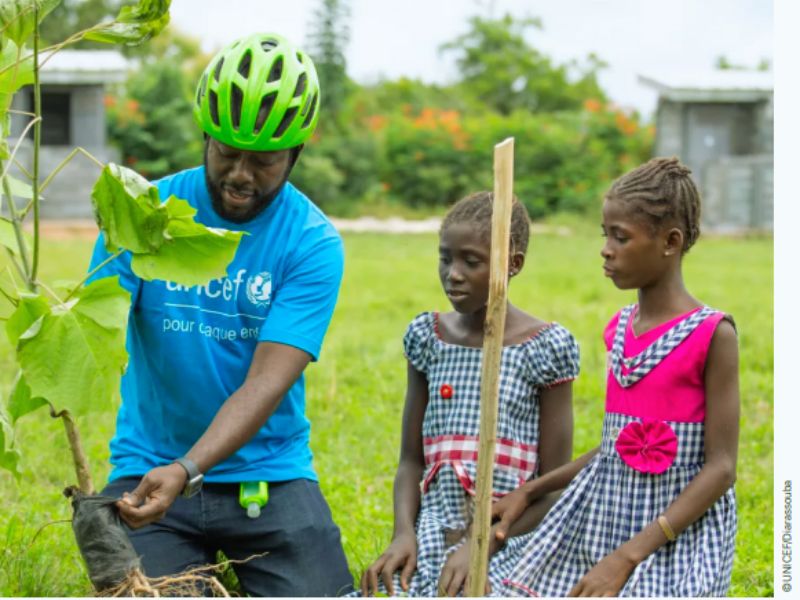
29, 220, 99, 241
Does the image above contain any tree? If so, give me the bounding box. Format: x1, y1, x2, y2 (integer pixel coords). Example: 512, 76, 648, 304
440, 13, 607, 114
305, 0, 351, 126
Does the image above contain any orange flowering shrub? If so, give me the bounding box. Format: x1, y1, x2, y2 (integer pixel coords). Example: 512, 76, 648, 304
296, 88, 653, 217
583, 98, 603, 113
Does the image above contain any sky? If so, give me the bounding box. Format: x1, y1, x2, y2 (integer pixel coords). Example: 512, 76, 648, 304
167, 0, 773, 117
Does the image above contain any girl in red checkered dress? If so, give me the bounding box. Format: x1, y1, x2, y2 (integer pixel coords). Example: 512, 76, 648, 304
356, 192, 580, 597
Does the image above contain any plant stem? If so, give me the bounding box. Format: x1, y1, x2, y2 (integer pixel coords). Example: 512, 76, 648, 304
3, 244, 27, 286
22, 147, 104, 218
43, 146, 105, 188
64, 249, 124, 301
1, 162, 33, 287
0, 281, 19, 306
2, 22, 116, 77
31, 6, 41, 286
51, 406, 95, 495
0, 115, 42, 179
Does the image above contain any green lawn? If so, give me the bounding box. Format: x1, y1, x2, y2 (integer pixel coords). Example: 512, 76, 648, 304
0, 229, 773, 596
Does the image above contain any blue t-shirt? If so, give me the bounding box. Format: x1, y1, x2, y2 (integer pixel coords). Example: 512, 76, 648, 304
89, 166, 344, 483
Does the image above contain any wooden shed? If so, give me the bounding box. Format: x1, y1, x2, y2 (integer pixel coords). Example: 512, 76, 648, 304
9, 50, 128, 219
638, 71, 773, 232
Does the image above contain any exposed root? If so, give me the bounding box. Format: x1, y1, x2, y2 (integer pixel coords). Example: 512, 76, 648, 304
101, 566, 228, 597
100, 553, 266, 597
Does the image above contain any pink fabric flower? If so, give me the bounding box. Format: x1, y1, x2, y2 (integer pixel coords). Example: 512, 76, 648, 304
615, 419, 678, 474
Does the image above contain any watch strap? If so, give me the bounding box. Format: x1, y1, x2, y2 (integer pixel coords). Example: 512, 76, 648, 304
174, 457, 203, 497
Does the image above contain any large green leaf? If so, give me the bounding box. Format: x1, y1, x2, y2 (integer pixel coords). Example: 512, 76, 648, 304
0, 37, 34, 153
92, 163, 168, 254
92, 164, 244, 287
0, 0, 60, 46
0, 37, 34, 94
7, 370, 46, 422
130, 196, 243, 286
84, 0, 170, 45
15, 277, 130, 415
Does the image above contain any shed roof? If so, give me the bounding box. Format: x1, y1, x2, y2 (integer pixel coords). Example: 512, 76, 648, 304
39, 50, 129, 85
638, 70, 773, 103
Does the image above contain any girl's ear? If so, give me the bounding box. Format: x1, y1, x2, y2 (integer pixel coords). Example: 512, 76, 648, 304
663, 227, 684, 257
508, 252, 526, 278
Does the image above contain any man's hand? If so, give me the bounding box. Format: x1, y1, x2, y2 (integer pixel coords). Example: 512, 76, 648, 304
360, 532, 417, 596
115, 463, 187, 528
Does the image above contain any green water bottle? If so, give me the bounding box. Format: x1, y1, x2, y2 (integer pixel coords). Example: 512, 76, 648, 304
239, 481, 269, 518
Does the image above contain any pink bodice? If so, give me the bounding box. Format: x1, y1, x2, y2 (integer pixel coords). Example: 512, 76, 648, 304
604, 306, 725, 423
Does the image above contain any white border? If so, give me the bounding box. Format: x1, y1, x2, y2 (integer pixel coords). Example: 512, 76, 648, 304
774, 0, 796, 596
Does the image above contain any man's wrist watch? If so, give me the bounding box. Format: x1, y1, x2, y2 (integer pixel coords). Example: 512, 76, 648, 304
174, 457, 203, 498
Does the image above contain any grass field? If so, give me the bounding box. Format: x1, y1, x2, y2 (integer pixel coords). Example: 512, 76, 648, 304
0, 227, 773, 596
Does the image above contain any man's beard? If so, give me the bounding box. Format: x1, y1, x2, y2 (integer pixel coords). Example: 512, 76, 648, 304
205, 171, 284, 224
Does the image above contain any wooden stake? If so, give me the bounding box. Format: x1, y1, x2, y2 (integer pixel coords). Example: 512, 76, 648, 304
466, 137, 514, 597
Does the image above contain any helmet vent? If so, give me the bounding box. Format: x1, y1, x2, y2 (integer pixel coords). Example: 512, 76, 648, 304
197, 73, 207, 106
261, 38, 278, 51
231, 84, 244, 130
254, 92, 277, 134
296, 52, 303, 63
293, 73, 307, 98
209, 90, 220, 127
213, 58, 224, 82
274, 107, 298, 138
267, 57, 284, 83
238, 50, 252, 78
301, 93, 318, 128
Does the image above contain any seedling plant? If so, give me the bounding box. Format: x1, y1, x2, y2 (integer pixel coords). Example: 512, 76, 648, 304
0, 0, 242, 594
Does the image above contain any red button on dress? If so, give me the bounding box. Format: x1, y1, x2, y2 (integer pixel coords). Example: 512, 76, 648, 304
440, 384, 453, 399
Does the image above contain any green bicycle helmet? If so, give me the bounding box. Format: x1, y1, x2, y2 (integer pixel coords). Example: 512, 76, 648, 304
194, 33, 320, 151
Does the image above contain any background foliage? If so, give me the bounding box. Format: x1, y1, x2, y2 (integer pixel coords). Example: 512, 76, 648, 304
106, 10, 653, 217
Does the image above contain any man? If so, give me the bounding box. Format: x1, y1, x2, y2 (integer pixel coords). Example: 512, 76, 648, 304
91, 33, 353, 596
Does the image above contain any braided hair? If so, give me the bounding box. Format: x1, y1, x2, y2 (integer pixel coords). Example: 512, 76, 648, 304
606, 157, 702, 253
441, 191, 531, 256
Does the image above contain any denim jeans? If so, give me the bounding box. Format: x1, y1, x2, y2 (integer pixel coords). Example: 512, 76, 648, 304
102, 477, 354, 597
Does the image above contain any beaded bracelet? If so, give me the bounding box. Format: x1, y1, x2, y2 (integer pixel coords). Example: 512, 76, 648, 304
657, 515, 677, 542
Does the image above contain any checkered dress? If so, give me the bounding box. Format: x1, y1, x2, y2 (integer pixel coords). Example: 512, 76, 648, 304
353, 311, 579, 597
495, 308, 737, 598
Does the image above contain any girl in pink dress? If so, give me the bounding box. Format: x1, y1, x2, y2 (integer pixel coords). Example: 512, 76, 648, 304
490, 157, 740, 597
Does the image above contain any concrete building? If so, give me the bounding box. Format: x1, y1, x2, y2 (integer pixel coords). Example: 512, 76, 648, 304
9, 50, 128, 219
638, 70, 773, 232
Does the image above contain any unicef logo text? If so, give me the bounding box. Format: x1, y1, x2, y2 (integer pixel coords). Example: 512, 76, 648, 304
246, 272, 273, 307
